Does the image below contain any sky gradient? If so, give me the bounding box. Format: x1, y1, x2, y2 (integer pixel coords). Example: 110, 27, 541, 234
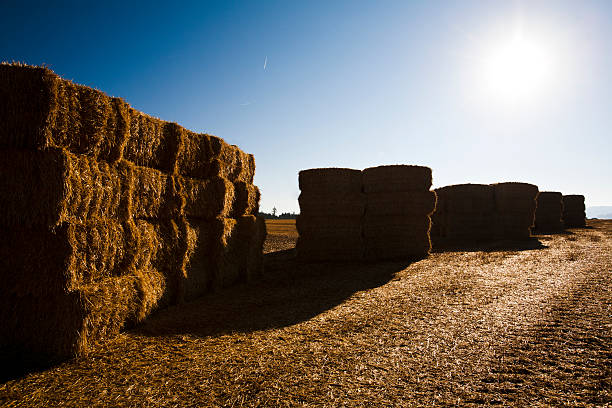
2, 0, 610, 213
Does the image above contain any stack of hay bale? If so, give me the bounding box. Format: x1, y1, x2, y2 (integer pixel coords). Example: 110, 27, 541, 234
296, 168, 365, 261
0, 63, 265, 360
492, 182, 539, 239
534, 191, 564, 232
562, 195, 586, 227
430, 184, 496, 244
362, 165, 436, 260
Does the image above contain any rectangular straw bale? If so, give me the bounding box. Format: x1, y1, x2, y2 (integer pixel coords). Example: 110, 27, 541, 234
177, 132, 255, 183
123, 115, 183, 173
562, 195, 586, 212
296, 215, 363, 238
365, 191, 437, 217
0, 270, 168, 360
174, 176, 235, 219
563, 214, 586, 228
0, 218, 167, 297
128, 164, 179, 219
362, 165, 432, 193
363, 215, 431, 238
298, 168, 362, 194
492, 182, 538, 214
232, 181, 261, 217
299, 191, 366, 218
296, 236, 364, 262
436, 184, 495, 214
0, 148, 130, 228
494, 214, 534, 239
0, 63, 129, 163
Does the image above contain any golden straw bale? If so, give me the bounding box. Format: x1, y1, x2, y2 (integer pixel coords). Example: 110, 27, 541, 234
298, 168, 363, 194
0, 148, 130, 228
174, 176, 235, 220
362, 165, 432, 193
232, 181, 261, 217
298, 191, 366, 218
296, 215, 362, 237
0, 63, 130, 163
365, 191, 437, 217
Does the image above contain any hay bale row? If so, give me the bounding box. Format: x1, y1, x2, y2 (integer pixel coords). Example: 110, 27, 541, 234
363, 165, 435, 261
562, 195, 586, 227
0, 64, 265, 361
0, 63, 254, 182
296, 165, 435, 262
534, 191, 564, 232
0, 148, 259, 228
431, 182, 539, 244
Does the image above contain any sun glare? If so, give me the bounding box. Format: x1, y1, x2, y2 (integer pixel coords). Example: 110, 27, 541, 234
482, 33, 556, 104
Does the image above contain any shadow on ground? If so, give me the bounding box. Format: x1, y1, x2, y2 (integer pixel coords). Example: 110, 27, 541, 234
431, 237, 548, 253
135, 249, 411, 339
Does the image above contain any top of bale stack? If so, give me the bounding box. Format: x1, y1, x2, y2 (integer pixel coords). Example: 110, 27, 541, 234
298, 168, 362, 194
434, 184, 495, 214
0, 63, 254, 180
491, 182, 539, 213
362, 165, 432, 193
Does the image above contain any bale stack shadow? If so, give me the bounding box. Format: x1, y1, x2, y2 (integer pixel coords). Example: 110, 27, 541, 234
0, 63, 265, 362
362, 165, 436, 261
296, 168, 365, 261
534, 191, 564, 233
562, 195, 587, 227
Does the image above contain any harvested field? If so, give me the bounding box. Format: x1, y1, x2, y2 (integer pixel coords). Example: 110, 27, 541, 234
2, 220, 609, 406
263, 219, 298, 254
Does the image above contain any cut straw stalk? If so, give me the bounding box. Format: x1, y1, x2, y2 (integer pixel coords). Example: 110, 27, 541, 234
0, 63, 255, 180
0, 148, 258, 228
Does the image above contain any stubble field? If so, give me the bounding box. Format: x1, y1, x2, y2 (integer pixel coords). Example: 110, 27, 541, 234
0, 219, 610, 407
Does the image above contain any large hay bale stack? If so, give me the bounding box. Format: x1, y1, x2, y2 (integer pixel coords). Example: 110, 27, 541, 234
430, 184, 496, 245
362, 165, 435, 260
534, 191, 564, 232
0, 63, 265, 360
492, 182, 539, 239
296, 168, 365, 261
562, 194, 586, 227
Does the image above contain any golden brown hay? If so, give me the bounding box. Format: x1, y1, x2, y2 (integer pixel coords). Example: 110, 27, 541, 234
362, 165, 432, 193
365, 191, 437, 217
0, 148, 130, 228
231, 181, 260, 217
534, 191, 564, 232
562, 194, 586, 227
174, 176, 236, 220
298, 192, 366, 218
298, 168, 363, 194
295, 215, 363, 238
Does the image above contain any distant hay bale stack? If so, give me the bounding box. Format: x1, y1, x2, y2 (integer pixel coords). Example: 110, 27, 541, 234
562, 194, 586, 227
297, 168, 365, 262
492, 182, 539, 239
534, 191, 564, 232
362, 165, 434, 260
430, 184, 496, 245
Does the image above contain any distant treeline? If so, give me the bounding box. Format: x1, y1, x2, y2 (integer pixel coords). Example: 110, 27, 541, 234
258, 211, 298, 219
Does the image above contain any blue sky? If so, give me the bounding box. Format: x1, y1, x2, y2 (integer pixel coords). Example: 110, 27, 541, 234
2, 1, 611, 212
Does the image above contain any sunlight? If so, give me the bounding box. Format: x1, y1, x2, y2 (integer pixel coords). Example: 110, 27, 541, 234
482, 33, 555, 104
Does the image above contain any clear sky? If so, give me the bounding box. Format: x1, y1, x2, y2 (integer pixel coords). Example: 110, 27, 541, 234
2, 0, 611, 212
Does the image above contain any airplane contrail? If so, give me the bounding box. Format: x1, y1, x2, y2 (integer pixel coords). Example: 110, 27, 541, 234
263, 56, 267, 70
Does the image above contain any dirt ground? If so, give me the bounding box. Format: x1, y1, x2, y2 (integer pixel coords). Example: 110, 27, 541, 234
0, 220, 610, 407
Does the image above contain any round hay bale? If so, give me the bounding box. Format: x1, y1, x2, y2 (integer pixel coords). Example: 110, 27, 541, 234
298, 168, 362, 194
362, 165, 432, 193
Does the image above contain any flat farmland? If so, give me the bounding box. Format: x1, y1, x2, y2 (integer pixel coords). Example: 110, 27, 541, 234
264, 219, 298, 253
1, 220, 610, 407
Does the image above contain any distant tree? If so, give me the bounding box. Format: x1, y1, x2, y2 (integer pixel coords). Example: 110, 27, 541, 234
272, 207, 277, 217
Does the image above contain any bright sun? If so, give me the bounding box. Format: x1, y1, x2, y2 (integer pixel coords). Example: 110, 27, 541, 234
483, 34, 555, 103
